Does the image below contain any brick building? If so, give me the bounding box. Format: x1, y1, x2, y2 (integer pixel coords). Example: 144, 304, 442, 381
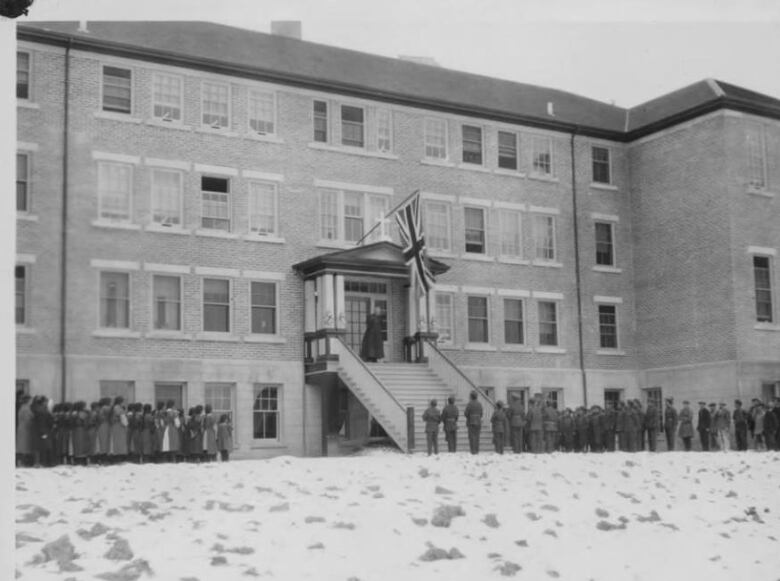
14, 21, 780, 457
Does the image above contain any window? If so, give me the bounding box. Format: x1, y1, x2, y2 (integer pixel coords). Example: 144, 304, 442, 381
313, 100, 328, 142
464, 207, 486, 254
435, 293, 454, 344
746, 124, 766, 189
499, 210, 522, 257
534, 214, 556, 261
498, 131, 518, 170
201, 81, 229, 129
462, 125, 483, 164
424, 118, 448, 159
102, 66, 132, 114
151, 169, 182, 226
248, 181, 278, 236
424, 201, 451, 252
15, 266, 27, 325
17, 152, 29, 212
205, 383, 236, 428
249, 89, 275, 134
201, 176, 230, 231
99, 380, 136, 403
467, 296, 489, 343
504, 298, 524, 344
153, 275, 181, 331
531, 135, 552, 176
595, 222, 615, 266
203, 278, 230, 332
598, 304, 618, 348
17, 51, 30, 99
318, 188, 389, 244
604, 389, 622, 410
251, 281, 277, 334
538, 301, 558, 346
253, 384, 281, 440
376, 108, 392, 152
541, 388, 563, 410
98, 162, 132, 222
154, 382, 184, 409
754, 255, 773, 323
341, 105, 365, 147
100, 272, 130, 328
592, 146, 611, 184
152, 73, 182, 122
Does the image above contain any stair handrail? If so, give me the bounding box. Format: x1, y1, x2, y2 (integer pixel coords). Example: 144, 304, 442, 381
424, 339, 496, 411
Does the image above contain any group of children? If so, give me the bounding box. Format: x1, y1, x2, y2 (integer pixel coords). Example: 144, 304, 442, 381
15, 393, 234, 467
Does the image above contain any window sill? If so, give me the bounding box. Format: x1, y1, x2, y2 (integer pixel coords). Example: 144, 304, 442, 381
145, 224, 191, 235
194, 228, 239, 239
145, 331, 192, 340
746, 187, 776, 198
592, 265, 622, 274
465, 343, 497, 351
456, 163, 491, 173
243, 335, 287, 344
144, 119, 192, 131
17, 100, 40, 110
532, 260, 563, 268
92, 329, 142, 338
420, 158, 455, 168
753, 323, 780, 332
494, 169, 526, 178
250, 442, 285, 449
460, 253, 494, 262
243, 234, 286, 245
94, 111, 143, 124
590, 182, 619, 192
16, 327, 37, 335
497, 256, 529, 265
307, 142, 398, 160
501, 345, 532, 353
17, 213, 39, 222
596, 349, 627, 356
244, 133, 285, 144
196, 127, 238, 137
92, 220, 142, 231
535, 346, 566, 354
528, 173, 559, 183
195, 332, 241, 342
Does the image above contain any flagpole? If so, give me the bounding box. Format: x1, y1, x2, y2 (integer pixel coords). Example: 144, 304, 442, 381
354, 188, 421, 246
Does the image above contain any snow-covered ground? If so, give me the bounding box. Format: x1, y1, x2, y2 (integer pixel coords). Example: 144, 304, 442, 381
13, 449, 780, 581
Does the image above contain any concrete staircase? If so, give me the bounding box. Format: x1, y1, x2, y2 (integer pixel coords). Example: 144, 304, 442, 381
366, 363, 495, 453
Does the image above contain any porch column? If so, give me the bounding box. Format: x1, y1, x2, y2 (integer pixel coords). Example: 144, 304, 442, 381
427, 287, 437, 334
417, 293, 428, 332
320, 273, 335, 328
304, 279, 316, 333
334, 274, 346, 330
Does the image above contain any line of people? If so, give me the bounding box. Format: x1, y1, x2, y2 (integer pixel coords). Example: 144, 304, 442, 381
422, 392, 780, 455
15, 393, 234, 468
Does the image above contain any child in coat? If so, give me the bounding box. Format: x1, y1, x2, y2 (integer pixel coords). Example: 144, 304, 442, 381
216, 414, 233, 462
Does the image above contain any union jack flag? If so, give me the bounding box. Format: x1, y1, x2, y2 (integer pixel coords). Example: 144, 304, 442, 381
395, 191, 434, 294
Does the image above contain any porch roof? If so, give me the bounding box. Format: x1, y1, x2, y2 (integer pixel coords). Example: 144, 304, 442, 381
292, 241, 450, 280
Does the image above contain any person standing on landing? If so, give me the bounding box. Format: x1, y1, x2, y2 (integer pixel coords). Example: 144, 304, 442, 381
440, 396, 459, 453
464, 391, 483, 455
677, 400, 694, 451
663, 398, 678, 451
422, 399, 442, 456
360, 306, 384, 363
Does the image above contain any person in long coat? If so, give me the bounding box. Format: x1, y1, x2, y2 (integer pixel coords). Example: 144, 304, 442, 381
109, 396, 129, 460
603, 403, 617, 452
203, 404, 218, 461
542, 401, 559, 453
527, 399, 544, 454
677, 400, 694, 451
588, 406, 604, 453
16, 394, 35, 466
217, 414, 233, 461
713, 402, 731, 451
32, 396, 54, 467
154, 401, 166, 461
422, 399, 442, 455
559, 408, 575, 452
663, 399, 678, 451
732, 400, 750, 451
140, 404, 155, 463
574, 407, 589, 453
645, 401, 660, 452
490, 401, 508, 454
161, 401, 181, 462
464, 391, 483, 455
360, 306, 384, 362
87, 402, 100, 464
696, 401, 711, 451
508, 396, 526, 453
95, 397, 112, 463
71, 401, 90, 464
441, 397, 459, 453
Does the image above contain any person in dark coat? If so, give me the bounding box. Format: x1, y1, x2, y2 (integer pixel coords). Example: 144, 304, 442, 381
588, 406, 604, 453
71, 401, 90, 465
16, 394, 35, 466
217, 414, 233, 461
559, 408, 575, 452
708, 403, 719, 450
464, 391, 483, 455
508, 396, 526, 453
527, 399, 544, 454
625, 402, 639, 452
360, 306, 384, 362
141, 404, 155, 463
697, 401, 711, 451
772, 398, 780, 451
440, 397, 459, 453
32, 396, 54, 467
603, 403, 616, 452
678, 401, 694, 451
664, 398, 678, 451
714, 402, 731, 451
203, 404, 218, 462
490, 401, 508, 454
543, 401, 559, 453
574, 407, 589, 453
615, 401, 627, 452
95, 397, 112, 463
765, 399, 779, 451
732, 400, 749, 451
422, 399, 442, 455
645, 400, 659, 452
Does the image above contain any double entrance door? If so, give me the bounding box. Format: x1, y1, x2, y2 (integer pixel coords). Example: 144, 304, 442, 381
345, 294, 388, 358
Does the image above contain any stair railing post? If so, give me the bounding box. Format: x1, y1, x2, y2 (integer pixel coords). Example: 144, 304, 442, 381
406, 406, 415, 452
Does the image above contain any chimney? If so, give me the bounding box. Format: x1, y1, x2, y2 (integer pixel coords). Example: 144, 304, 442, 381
398, 55, 440, 67
78, 20, 89, 33
271, 21, 302, 40
547, 101, 555, 117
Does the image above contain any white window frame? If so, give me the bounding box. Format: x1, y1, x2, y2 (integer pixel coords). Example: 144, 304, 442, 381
201, 80, 231, 130
530, 135, 553, 176
597, 303, 619, 349
498, 209, 523, 258
248, 88, 277, 136
497, 130, 519, 171
15, 264, 28, 326
151, 72, 183, 123
317, 187, 390, 245
17, 50, 31, 101
200, 175, 231, 231
252, 383, 282, 442
17, 151, 31, 213
424, 117, 448, 160
98, 270, 132, 330
464, 206, 487, 255
541, 387, 564, 410
97, 161, 133, 223
340, 104, 366, 148
375, 107, 393, 153
150, 168, 183, 227
503, 297, 525, 346
249, 280, 280, 335
595, 221, 616, 267
151, 274, 182, 332
753, 254, 774, 323
746, 123, 767, 190
466, 294, 491, 344
248, 180, 279, 236
591, 145, 612, 185
101, 64, 133, 115
202, 277, 232, 333
533, 214, 557, 262
461, 124, 484, 165
434, 292, 454, 346
313, 99, 329, 143
424, 200, 452, 252
537, 300, 559, 347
